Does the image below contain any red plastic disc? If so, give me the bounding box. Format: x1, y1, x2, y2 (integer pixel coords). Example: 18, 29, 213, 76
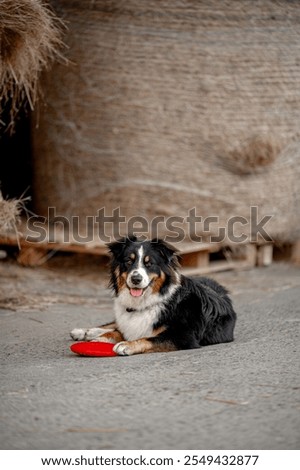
70, 341, 117, 357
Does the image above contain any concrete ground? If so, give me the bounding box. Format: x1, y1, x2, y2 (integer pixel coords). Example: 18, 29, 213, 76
0, 254, 299, 450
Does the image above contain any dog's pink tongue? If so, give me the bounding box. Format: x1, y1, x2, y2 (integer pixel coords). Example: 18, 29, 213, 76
130, 288, 143, 297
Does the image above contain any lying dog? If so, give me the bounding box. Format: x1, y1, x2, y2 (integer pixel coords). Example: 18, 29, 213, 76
71, 236, 237, 356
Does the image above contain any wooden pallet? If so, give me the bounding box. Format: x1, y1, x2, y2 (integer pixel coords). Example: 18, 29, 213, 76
0, 233, 108, 266
291, 240, 300, 265
178, 242, 262, 275
0, 228, 275, 274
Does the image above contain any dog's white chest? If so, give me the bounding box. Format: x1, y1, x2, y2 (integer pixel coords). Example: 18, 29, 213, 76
115, 303, 161, 341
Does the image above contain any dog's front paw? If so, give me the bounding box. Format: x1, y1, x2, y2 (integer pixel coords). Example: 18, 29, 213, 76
70, 328, 86, 341
70, 327, 111, 341
113, 341, 134, 356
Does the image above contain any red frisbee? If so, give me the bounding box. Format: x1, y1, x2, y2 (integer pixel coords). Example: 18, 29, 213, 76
70, 341, 117, 357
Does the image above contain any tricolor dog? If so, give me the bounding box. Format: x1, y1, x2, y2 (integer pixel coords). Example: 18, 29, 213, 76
71, 236, 237, 355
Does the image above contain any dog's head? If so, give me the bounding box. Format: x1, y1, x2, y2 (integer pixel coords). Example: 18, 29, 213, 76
107, 236, 180, 299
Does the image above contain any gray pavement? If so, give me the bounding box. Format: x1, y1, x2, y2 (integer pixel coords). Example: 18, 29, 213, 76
0, 258, 299, 450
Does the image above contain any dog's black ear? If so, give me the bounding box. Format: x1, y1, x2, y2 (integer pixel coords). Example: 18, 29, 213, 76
126, 234, 138, 243
106, 237, 127, 259
151, 238, 179, 266
106, 235, 138, 259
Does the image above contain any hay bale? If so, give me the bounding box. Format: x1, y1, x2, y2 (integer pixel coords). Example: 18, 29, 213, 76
32, 0, 300, 243
0, 0, 64, 128
0, 190, 23, 236
220, 135, 282, 176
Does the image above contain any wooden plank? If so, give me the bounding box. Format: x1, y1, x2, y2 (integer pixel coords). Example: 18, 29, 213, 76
291, 241, 300, 265
0, 234, 108, 256
257, 244, 273, 267
177, 242, 222, 254
180, 244, 257, 276
181, 259, 255, 276
180, 250, 209, 268
17, 246, 48, 267
244, 244, 258, 267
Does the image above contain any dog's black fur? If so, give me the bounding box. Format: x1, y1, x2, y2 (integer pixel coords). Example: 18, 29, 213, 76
155, 275, 236, 350
71, 236, 237, 355
106, 236, 237, 354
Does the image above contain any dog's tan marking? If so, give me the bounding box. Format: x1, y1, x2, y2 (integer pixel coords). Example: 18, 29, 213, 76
150, 271, 166, 294
114, 338, 177, 355
116, 270, 127, 291
98, 322, 118, 330
130, 253, 136, 260
152, 325, 167, 336
100, 330, 124, 343
144, 255, 150, 263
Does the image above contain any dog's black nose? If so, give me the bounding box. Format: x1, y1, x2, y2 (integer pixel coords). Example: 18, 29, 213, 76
131, 272, 143, 285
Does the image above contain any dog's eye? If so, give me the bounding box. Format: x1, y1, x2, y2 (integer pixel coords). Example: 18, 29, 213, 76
126, 259, 133, 266
144, 258, 152, 267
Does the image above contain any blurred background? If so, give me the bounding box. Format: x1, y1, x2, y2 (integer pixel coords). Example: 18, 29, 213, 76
1, 0, 300, 265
